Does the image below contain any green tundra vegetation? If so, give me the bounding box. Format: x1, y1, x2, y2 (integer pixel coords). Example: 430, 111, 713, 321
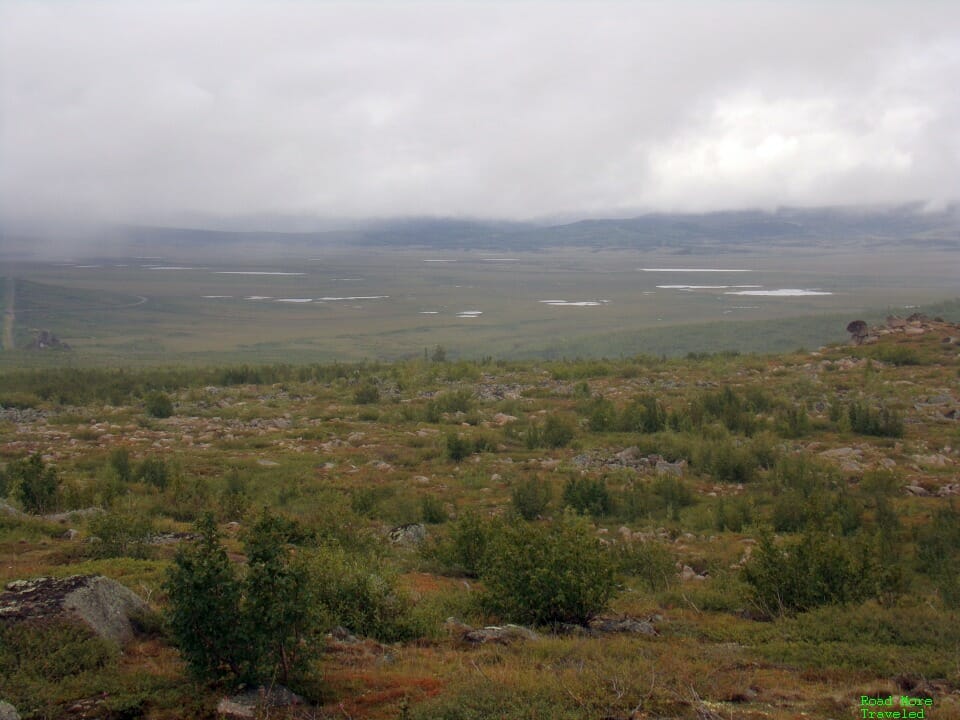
1, 317, 960, 719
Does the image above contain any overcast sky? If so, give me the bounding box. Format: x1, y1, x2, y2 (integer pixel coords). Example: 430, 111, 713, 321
1, 1, 959, 227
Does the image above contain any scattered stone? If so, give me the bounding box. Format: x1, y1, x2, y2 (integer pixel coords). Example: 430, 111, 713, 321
912, 453, 951, 468
0, 575, 149, 645
388, 523, 426, 545
937, 484, 960, 497
904, 485, 931, 497
0, 701, 20, 720
589, 615, 658, 636
329, 625, 359, 643
492, 412, 518, 425
217, 686, 304, 719
464, 624, 538, 645
656, 460, 685, 477
256, 458, 279, 467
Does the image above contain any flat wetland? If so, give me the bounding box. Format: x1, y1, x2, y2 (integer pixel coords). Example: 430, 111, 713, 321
3, 243, 959, 365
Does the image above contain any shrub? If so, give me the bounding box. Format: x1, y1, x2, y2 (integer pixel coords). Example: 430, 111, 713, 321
165, 514, 247, 681
87, 511, 155, 559
420, 495, 448, 524
166, 512, 327, 685
427, 511, 496, 578
144, 391, 174, 418
511, 476, 552, 520
617, 395, 666, 433
741, 529, 877, 616
479, 512, 616, 626
308, 546, 417, 642
714, 496, 753, 532
562, 476, 611, 517
542, 413, 577, 448
353, 382, 380, 404
446, 433, 471, 462
847, 401, 904, 438
108, 447, 132, 483
9, 453, 59, 514
136, 456, 169, 489
613, 540, 676, 591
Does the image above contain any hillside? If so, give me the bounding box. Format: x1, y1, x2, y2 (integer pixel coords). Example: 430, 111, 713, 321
1, 316, 959, 719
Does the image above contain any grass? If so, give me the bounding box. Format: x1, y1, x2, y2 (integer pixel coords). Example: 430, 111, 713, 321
2, 315, 960, 718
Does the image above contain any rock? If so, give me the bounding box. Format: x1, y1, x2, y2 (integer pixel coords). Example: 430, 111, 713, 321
615, 446, 644, 463
819, 447, 860, 460
217, 686, 304, 719
62, 528, 80, 540
463, 624, 539, 645
329, 625, 359, 643
937, 484, 960, 497
0, 701, 20, 720
912, 453, 951, 468
589, 615, 658, 636
0, 575, 149, 645
656, 460, 684, 477
256, 458, 279, 467
26, 329, 70, 351
492, 413, 518, 425
388, 523, 426, 545
904, 485, 931, 497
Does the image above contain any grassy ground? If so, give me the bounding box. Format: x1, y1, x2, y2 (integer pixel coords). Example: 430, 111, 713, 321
2, 314, 960, 718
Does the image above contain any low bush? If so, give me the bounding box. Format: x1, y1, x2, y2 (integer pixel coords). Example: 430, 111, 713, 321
511, 476, 552, 520
479, 512, 616, 626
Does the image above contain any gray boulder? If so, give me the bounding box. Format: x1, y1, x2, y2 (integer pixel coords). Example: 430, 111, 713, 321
0, 701, 20, 720
388, 523, 427, 545
0, 575, 149, 645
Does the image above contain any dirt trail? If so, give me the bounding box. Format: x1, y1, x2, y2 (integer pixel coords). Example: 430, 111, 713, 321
2, 276, 13, 350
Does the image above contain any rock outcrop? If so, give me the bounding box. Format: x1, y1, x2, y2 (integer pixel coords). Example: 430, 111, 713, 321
0, 575, 149, 645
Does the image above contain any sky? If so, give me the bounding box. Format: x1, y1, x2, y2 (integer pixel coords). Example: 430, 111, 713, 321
1, 0, 959, 227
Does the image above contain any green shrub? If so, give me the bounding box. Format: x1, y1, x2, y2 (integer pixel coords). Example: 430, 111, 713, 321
542, 413, 577, 448
308, 546, 418, 642
847, 401, 904, 438
613, 540, 676, 591
108, 448, 132, 483
426, 511, 497, 578
511, 476, 552, 520
144, 391, 174, 418
562, 476, 611, 517
353, 382, 380, 404
136, 457, 169, 489
166, 512, 326, 685
617, 395, 666, 433
420, 495, 448, 524
446, 433, 471, 462
741, 529, 878, 616
9, 453, 59, 514
165, 514, 247, 681
714, 496, 753, 532
479, 512, 616, 626
87, 511, 155, 559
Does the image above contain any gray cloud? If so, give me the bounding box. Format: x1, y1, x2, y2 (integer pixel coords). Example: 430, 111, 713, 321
1, 0, 958, 226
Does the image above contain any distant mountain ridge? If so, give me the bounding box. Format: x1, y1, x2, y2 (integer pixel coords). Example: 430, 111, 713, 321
3, 204, 958, 258
117, 204, 960, 252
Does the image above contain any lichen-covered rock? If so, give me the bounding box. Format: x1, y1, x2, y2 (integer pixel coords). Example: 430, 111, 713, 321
0, 575, 149, 645
388, 523, 426, 544
217, 686, 304, 719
